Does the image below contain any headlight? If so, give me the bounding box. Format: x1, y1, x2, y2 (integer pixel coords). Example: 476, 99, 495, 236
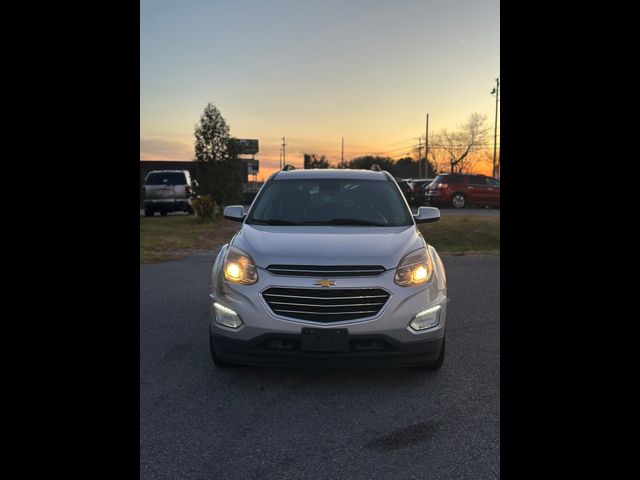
223, 246, 258, 285
409, 304, 441, 331
394, 248, 433, 286
214, 302, 244, 329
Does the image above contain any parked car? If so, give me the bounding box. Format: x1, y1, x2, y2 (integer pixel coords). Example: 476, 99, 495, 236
394, 178, 414, 204
425, 173, 500, 209
407, 178, 435, 206
209, 167, 448, 370
143, 170, 195, 216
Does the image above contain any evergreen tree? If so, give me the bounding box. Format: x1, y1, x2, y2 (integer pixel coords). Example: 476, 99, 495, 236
193, 103, 243, 209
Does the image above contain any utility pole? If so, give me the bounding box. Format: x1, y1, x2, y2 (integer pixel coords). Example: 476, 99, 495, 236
341, 137, 344, 168
491, 78, 499, 178
425, 113, 429, 178
279, 145, 282, 169
417, 138, 423, 178
282, 137, 286, 167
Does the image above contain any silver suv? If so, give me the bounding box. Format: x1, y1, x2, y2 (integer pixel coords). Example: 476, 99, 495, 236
209, 167, 447, 369
143, 170, 194, 216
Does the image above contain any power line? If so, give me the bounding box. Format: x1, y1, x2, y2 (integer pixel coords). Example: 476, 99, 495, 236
381, 137, 418, 148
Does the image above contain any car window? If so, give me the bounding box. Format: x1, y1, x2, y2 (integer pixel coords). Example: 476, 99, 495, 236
145, 172, 187, 185
469, 175, 486, 185
487, 178, 500, 187
246, 178, 413, 227
396, 180, 411, 193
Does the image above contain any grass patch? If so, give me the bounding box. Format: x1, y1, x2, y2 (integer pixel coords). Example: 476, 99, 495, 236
418, 215, 500, 254
140, 215, 240, 264
140, 214, 499, 264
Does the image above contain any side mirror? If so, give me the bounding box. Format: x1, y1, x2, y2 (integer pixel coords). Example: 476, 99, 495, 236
223, 205, 245, 222
413, 206, 440, 224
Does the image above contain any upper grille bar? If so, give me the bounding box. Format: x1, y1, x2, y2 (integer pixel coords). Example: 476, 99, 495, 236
266, 265, 386, 277
263, 293, 389, 300
268, 301, 386, 308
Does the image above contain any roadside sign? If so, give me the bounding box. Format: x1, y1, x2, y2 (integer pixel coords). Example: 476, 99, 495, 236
246, 159, 259, 174
230, 139, 259, 155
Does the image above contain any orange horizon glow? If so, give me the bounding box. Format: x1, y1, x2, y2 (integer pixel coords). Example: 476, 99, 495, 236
141, 1, 499, 181
140, 140, 496, 181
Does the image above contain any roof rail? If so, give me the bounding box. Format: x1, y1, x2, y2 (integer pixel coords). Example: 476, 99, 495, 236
370, 164, 382, 171
282, 164, 296, 171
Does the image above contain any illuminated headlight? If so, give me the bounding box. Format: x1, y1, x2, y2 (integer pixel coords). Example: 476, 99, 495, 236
214, 302, 244, 329
409, 304, 441, 331
223, 246, 258, 285
394, 248, 434, 286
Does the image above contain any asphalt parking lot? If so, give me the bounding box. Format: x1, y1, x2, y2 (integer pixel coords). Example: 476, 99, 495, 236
140, 253, 500, 479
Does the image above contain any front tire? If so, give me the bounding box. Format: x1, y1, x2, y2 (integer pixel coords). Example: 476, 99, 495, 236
452, 193, 466, 209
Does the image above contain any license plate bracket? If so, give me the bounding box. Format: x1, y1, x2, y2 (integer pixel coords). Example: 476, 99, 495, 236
300, 328, 349, 352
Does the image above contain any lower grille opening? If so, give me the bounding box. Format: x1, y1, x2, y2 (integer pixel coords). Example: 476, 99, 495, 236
254, 337, 397, 353
256, 338, 300, 351
352, 339, 394, 352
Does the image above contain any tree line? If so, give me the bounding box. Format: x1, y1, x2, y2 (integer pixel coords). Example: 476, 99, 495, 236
304, 113, 497, 177
304, 154, 437, 178
186, 103, 498, 213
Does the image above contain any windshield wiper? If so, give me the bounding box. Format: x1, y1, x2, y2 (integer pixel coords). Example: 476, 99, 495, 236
301, 218, 387, 226
250, 219, 303, 226
328, 218, 387, 226
251, 218, 387, 226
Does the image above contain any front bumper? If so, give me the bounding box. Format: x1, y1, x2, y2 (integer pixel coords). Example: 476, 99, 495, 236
211, 331, 444, 367
210, 266, 447, 367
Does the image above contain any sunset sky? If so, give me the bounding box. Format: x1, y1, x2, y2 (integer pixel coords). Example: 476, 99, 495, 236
141, 0, 499, 180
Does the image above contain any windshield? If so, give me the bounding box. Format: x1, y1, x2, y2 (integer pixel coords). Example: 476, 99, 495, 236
145, 172, 187, 185
246, 178, 413, 227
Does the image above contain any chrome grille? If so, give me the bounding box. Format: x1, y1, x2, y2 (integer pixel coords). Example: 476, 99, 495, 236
266, 265, 386, 277
261, 287, 391, 322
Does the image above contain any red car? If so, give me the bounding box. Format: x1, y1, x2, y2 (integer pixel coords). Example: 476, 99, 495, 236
425, 173, 500, 209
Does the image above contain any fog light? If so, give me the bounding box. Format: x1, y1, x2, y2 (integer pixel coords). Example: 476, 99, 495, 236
409, 304, 441, 331
214, 302, 243, 329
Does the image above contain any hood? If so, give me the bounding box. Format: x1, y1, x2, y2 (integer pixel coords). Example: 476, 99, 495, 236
231, 225, 425, 270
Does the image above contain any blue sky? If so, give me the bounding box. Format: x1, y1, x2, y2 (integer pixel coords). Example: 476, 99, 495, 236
141, 0, 499, 178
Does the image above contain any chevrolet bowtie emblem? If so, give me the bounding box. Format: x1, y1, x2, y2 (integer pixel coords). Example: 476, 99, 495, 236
314, 279, 336, 287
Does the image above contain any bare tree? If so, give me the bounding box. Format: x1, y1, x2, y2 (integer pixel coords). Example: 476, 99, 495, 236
426, 137, 450, 174
433, 114, 489, 173
463, 149, 495, 175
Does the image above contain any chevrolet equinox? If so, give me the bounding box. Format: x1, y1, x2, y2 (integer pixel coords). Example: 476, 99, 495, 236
209, 166, 447, 370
